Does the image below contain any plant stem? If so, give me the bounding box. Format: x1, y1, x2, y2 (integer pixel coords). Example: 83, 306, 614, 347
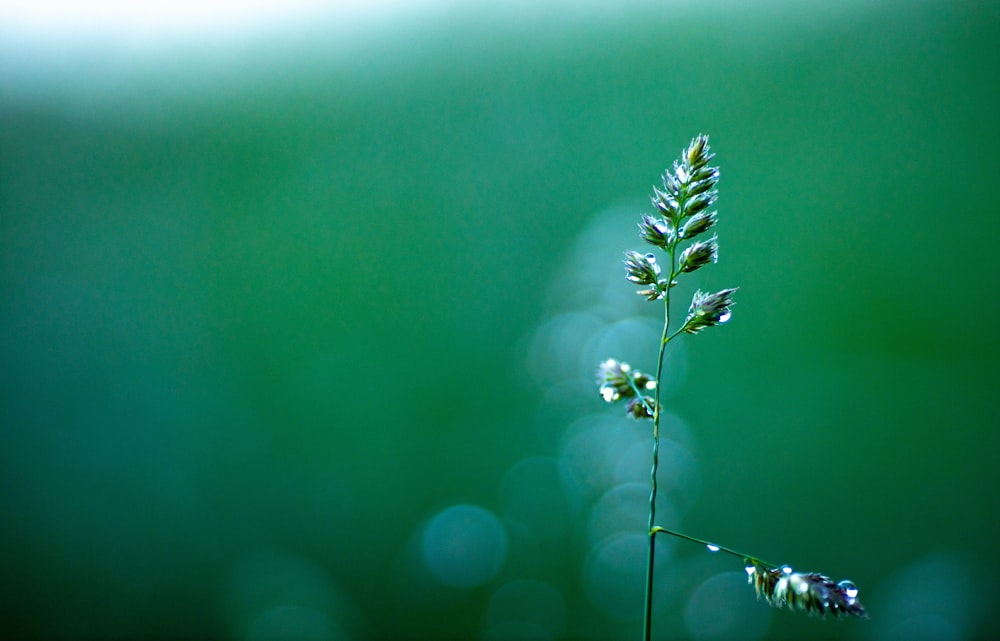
642, 248, 677, 641
650, 526, 777, 569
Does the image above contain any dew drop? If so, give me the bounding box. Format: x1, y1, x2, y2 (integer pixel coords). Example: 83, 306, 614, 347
653, 220, 669, 234
780, 565, 793, 575
644, 380, 657, 390
717, 311, 732, 324
744, 564, 756, 577
706, 544, 720, 553
837, 580, 859, 599
644, 253, 656, 263
599, 384, 620, 403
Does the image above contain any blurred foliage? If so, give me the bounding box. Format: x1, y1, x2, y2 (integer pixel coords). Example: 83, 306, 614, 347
2, 1, 999, 639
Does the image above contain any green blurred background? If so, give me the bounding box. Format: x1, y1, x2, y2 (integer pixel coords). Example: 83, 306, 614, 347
2, 1, 999, 639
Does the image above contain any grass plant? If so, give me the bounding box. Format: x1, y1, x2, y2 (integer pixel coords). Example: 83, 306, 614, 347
596, 136, 867, 640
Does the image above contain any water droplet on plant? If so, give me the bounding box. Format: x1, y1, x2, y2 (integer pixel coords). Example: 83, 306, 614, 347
599, 384, 620, 403
745, 564, 756, 577
837, 580, 858, 599
717, 311, 732, 324
780, 565, 793, 575
653, 220, 669, 234
644, 380, 656, 390
706, 544, 720, 552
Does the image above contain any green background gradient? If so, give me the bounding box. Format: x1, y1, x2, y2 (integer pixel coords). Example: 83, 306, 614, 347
2, 1, 998, 639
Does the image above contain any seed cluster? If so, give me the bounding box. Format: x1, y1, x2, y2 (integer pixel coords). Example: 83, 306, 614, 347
746, 560, 867, 619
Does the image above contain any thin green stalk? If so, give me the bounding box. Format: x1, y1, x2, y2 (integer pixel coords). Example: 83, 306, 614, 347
651, 526, 777, 569
642, 247, 677, 641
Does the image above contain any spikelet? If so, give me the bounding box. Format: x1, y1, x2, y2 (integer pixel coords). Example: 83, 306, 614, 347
745, 560, 867, 619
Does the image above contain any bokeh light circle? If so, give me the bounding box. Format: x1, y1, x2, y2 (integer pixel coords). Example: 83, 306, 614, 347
422, 504, 508, 589
524, 312, 605, 388
484, 578, 567, 640
558, 413, 643, 504
582, 531, 662, 622
219, 549, 357, 641
588, 482, 679, 548
683, 571, 770, 641
613, 433, 701, 510
245, 604, 346, 641
499, 457, 572, 541
873, 550, 983, 641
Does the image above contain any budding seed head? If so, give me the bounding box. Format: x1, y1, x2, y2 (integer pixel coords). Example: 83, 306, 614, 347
680, 211, 718, 239
638, 215, 673, 249
744, 560, 867, 619
683, 287, 738, 334
679, 236, 719, 273
624, 250, 661, 285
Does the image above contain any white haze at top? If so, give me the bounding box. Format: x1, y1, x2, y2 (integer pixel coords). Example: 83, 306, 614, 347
0, 0, 881, 110
0, 0, 877, 51
3, 0, 645, 45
